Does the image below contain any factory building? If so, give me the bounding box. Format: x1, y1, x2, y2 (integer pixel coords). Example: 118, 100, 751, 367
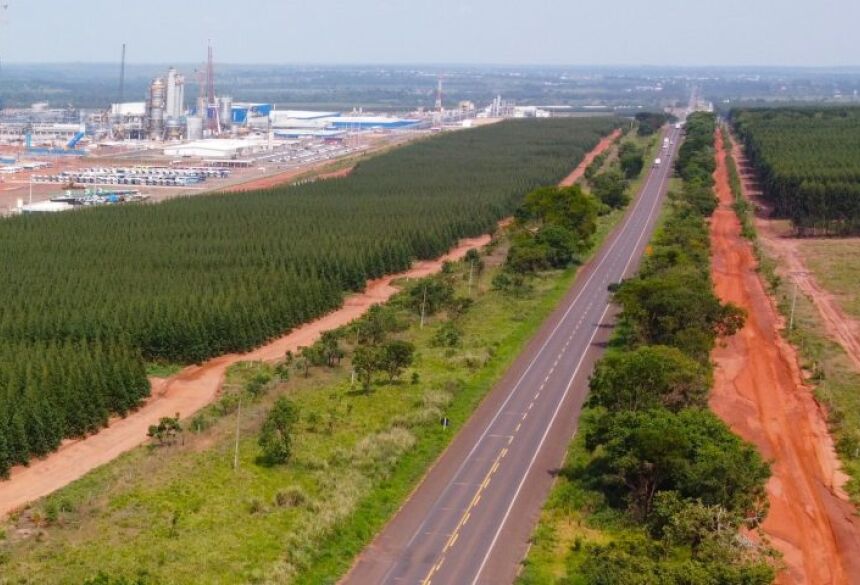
273, 128, 346, 140
326, 116, 421, 130
231, 103, 274, 126
163, 139, 270, 159
268, 110, 339, 129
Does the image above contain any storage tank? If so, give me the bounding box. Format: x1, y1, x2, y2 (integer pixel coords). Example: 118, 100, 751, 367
185, 116, 203, 140
165, 119, 182, 140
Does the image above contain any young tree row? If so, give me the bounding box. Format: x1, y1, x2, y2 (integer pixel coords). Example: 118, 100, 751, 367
732, 106, 860, 234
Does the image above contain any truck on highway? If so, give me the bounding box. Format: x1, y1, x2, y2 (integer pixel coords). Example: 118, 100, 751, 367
654, 157, 662, 167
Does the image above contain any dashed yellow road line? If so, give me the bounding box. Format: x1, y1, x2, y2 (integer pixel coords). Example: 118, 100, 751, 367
422, 428, 517, 581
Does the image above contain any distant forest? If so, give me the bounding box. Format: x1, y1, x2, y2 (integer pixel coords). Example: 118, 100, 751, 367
732, 106, 860, 235
0, 64, 697, 110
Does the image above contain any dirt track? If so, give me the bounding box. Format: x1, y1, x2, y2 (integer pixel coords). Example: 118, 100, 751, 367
558, 129, 622, 187
0, 234, 489, 517
709, 131, 860, 584
222, 163, 354, 193
729, 140, 860, 372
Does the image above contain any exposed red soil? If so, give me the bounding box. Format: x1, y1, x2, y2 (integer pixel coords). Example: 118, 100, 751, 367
558, 128, 622, 187
0, 130, 618, 517
709, 131, 860, 584
0, 233, 489, 517
729, 139, 860, 372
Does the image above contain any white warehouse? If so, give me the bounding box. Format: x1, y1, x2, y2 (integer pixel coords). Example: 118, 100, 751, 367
163, 139, 270, 159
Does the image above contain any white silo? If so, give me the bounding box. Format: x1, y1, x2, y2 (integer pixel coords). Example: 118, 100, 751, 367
165, 68, 186, 120
219, 96, 233, 131
185, 116, 203, 140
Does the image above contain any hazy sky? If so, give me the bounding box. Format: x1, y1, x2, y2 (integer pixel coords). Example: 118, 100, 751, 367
0, 0, 857, 66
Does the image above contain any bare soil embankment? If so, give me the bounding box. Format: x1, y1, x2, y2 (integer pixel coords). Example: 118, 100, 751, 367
223, 163, 354, 193
709, 131, 860, 584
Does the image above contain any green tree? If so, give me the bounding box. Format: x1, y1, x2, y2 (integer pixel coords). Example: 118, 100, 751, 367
380, 340, 415, 382
535, 225, 578, 268
618, 141, 645, 179
319, 331, 345, 367
352, 345, 383, 392
408, 278, 455, 318
146, 414, 183, 446
635, 112, 669, 136
588, 345, 709, 412
0, 425, 11, 478
506, 234, 550, 274
520, 185, 598, 247
591, 169, 629, 209
258, 398, 298, 465
585, 408, 769, 518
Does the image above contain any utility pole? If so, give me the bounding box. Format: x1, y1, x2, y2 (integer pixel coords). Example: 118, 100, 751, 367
788, 271, 809, 332
420, 285, 428, 329
118, 43, 126, 105
233, 396, 242, 471
467, 260, 475, 296
789, 280, 798, 331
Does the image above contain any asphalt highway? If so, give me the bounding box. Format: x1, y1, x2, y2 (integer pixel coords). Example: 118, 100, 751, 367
341, 125, 684, 585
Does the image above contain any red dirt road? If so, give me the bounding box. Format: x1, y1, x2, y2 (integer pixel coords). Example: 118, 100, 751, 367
0, 234, 489, 517
223, 164, 354, 193
558, 129, 622, 187
709, 131, 860, 584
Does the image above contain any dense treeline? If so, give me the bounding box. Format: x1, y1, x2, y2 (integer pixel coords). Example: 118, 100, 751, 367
564, 113, 774, 583
0, 117, 620, 478
732, 106, 860, 235
635, 112, 670, 136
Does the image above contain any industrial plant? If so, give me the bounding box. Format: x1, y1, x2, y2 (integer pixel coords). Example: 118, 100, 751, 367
0, 43, 553, 217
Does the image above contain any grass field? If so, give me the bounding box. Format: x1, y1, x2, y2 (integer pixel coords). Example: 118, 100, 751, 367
796, 239, 860, 321
0, 204, 630, 584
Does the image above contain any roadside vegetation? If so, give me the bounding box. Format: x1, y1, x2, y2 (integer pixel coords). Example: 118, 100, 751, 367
0, 117, 620, 478
732, 106, 860, 235
720, 129, 756, 240
518, 113, 777, 585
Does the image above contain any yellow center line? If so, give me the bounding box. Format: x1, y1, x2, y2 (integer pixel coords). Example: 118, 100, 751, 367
420, 442, 511, 580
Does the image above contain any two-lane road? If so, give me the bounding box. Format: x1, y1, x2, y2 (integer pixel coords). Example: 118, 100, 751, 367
343, 125, 683, 585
